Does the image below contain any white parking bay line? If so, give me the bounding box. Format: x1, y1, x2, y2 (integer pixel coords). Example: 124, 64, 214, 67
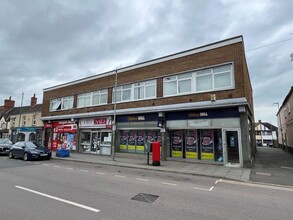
96, 172, 106, 175
115, 175, 126, 178
281, 166, 293, 170
15, 186, 100, 213
255, 172, 271, 177
66, 167, 73, 170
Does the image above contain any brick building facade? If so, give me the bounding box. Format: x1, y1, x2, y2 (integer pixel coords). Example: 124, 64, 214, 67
42, 36, 255, 168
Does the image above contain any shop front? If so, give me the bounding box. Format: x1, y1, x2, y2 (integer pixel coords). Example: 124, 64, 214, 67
11, 127, 43, 143
117, 113, 161, 154
44, 120, 77, 151
79, 117, 112, 155
166, 107, 243, 167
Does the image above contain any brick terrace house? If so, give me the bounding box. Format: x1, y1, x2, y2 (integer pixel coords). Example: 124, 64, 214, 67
0, 97, 15, 138
42, 35, 255, 168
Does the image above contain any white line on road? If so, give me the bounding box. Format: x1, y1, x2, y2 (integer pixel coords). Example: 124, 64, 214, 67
255, 172, 271, 176
136, 178, 149, 182
42, 164, 49, 166
53, 166, 61, 168
15, 186, 100, 213
219, 179, 293, 192
193, 186, 214, 191
79, 170, 89, 173
96, 172, 106, 175
66, 167, 73, 170
162, 182, 177, 186
215, 179, 221, 184
281, 166, 293, 170
115, 175, 126, 178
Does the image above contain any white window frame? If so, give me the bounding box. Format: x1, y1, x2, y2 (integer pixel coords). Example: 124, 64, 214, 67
163, 63, 234, 97
50, 96, 74, 111
77, 89, 108, 108
113, 80, 157, 103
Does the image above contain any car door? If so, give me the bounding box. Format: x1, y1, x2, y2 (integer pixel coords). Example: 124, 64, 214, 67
15, 142, 25, 157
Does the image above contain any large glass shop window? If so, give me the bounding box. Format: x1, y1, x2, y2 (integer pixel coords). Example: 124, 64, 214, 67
185, 130, 198, 159
171, 131, 183, 158
119, 131, 148, 154
200, 129, 214, 160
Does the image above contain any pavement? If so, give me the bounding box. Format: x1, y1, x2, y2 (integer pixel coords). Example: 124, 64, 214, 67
52, 151, 251, 182
51, 147, 293, 185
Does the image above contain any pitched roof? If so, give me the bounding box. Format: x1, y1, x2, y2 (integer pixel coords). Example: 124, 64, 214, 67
254, 121, 278, 131
3, 104, 42, 121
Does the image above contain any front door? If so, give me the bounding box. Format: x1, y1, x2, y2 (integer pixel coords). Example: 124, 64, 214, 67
223, 129, 242, 167
91, 132, 100, 154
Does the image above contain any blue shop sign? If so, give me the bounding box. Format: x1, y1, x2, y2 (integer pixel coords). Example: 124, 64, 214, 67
117, 113, 158, 123
16, 127, 36, 132
166, 107, 240, 120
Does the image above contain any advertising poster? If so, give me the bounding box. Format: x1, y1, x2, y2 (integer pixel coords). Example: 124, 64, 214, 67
128, 131, 136, 151
171, 131, 183, 158
186, 130, 197, 159
120, 131, 128, 151
136, 131, 145, 153
200, 129, 214, 160
146, 131, 155, 143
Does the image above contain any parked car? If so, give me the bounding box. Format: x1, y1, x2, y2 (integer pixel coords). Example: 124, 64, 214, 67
9, 141, 51, 161
0, 138, 13, 155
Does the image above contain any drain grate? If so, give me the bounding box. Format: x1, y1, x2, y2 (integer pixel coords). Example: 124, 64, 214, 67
131, 193, 159, 203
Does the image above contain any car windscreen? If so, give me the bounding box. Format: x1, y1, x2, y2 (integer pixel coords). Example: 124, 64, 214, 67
25, 142, 38, 149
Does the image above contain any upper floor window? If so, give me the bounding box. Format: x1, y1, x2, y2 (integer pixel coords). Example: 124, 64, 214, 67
77, 89, 108, 108
50, 96, 74, 111
113, 80, 156, 103
22, 116, 26, 126
163, 64, 233, 96
32, 115, 36, 126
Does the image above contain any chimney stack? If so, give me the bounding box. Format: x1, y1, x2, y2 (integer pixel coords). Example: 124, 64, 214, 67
4, 96, 15, 111
30, 94, 37, 109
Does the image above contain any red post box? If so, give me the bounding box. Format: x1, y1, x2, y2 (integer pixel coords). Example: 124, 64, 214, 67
152, 142, 160, 166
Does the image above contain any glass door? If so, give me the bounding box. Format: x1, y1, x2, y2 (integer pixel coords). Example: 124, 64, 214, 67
223, 129, 241, 166
91, 132, 100, 154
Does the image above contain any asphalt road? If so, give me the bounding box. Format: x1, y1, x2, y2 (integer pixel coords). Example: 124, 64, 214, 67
0, 155, 293, 220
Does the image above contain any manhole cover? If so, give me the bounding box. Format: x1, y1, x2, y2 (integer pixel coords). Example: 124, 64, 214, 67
131, 193, 159, 203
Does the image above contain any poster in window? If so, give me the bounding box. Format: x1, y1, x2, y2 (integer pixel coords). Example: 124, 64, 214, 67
120, 131, 128, 151
171, 131, 183, 158
136, 131, 145, 152
200, 129, 214, 160
186, 130, 197, 159
128, 131, 136, 151
146, 131, 155, 143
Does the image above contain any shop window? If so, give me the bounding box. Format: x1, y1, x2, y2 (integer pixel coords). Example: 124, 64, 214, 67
29, 133, 36, 141
17, 133, 25, 141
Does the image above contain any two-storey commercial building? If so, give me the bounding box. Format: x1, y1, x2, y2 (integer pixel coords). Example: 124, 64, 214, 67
42, 36, 255, 167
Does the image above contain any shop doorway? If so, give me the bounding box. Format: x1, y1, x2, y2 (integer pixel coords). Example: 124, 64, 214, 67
223, 129, 242, 167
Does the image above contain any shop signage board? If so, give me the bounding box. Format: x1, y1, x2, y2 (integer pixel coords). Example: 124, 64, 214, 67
200, 129, 214, 160
79, 118, 112, 128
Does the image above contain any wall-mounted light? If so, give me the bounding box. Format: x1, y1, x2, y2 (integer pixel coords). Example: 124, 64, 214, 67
211, 94, 216, 102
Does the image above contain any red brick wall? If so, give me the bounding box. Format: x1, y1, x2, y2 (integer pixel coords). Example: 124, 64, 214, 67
42, 42, 253, 118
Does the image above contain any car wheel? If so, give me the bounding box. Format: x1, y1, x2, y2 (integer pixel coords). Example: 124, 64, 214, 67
23, 153, 29, 161
9, 151, 14, 159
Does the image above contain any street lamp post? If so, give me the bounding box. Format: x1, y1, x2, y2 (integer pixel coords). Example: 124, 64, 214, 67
274, 102, 285, 150
112, 69, 118, 161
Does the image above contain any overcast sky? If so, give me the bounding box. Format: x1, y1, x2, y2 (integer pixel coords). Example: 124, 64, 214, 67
0, 0, 292, 125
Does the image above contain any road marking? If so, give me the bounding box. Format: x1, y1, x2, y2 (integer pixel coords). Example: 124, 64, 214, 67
54, 166, 61, 168
256, 172, 271, 176
66, 167, 73, 170
281, 166, 293, 170
79, 170, 88, 173
115, 175, 126, 178
219, 179, 293, 192
162, 182, 177, 186
136, 178, 149, 182
96, 172, 105, 175
42, 164, 49, 166
15, 186, 100, 213
193, 186, 214, 192
215, 179, 221, 184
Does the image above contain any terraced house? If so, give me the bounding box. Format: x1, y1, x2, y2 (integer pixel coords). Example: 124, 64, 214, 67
41, 35, 255, 168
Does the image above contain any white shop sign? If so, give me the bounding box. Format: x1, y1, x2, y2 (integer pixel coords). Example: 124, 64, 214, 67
79, 118, 112, 128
